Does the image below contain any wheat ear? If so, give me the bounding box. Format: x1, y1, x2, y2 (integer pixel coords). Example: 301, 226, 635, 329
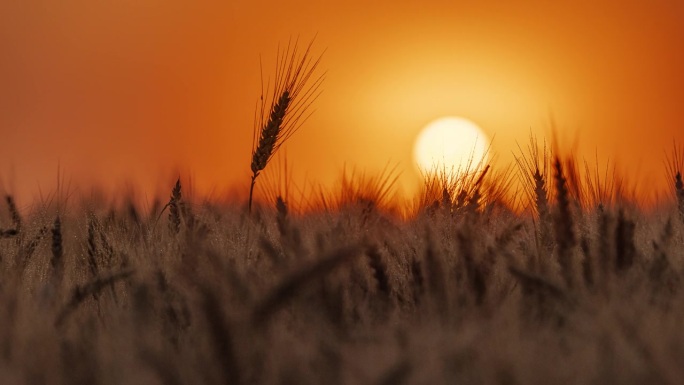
5, 195, 21, 233
248, 39, 324, 212
513, 134, 552, 253
168, 178, 182, 233
553, 157, 576, 289
665, 142, 684, 222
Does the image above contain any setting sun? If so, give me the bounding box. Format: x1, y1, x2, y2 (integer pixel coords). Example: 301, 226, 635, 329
413, 117, 490, 175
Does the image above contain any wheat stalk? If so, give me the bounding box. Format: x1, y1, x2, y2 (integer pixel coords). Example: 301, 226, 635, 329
248, 39, 324, 212
677, 173, 684, 221
514, 134, 553, 254
553, 157, 576, 289
5, 195, 21, 233
51, 216, 64, 285
665, 141, 684, 222
465, 165, 490, 215
169, 178, 182, 233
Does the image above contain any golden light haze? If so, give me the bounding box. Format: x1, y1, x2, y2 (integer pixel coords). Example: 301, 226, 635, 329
2, 0, 683, 205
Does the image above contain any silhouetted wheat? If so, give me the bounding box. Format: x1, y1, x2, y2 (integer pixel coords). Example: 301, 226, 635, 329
169, 178, 182, 233
514, 135, 552, 254
677, 173, 684, 221
6, 129, 684, 385
5, 195, 21, 233
553, 157, 577, 289
249, 40, 324, 212
464, 165, 490, 215
666, 142, 684, 222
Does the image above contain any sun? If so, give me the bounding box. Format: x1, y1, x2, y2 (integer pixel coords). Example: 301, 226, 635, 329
413, 116, 490, 175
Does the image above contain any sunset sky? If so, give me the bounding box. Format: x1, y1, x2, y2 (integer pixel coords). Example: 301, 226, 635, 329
2, 0, 683, 205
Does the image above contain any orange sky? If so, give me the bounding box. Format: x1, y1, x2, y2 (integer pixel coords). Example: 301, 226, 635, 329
1, 0, 683, 206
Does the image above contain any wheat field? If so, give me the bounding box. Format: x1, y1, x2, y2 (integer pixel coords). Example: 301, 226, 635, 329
0, 144, 683, 385
2, 44, 684, 385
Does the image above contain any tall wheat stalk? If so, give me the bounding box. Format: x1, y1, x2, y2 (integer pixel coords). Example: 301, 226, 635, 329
5, 195, 21, 233
665, 142, 684, 222
249, 39, 324, 212
553, 157, 576, 289
51, 216, 64, 284
168, 178, 182, 233
514, 134, 552, 254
